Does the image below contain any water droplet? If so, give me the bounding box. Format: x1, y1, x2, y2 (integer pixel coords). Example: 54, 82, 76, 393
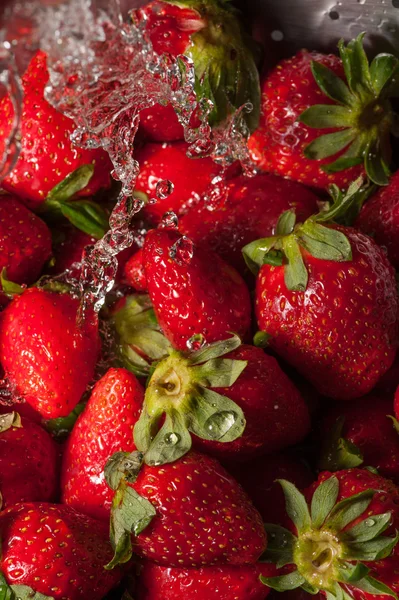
156, 179, 174, 200
204, 411, 238, 440
164, 432, 180, 446
271, 30, 284, 41
357, 0, 366, 4
186, 333, 206, 351
365, 518, 376, 526
169, 236, 194, 266
160, 211, 179, 229
329, 9, 340, 19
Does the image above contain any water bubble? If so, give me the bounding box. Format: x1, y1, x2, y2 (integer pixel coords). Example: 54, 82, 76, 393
271, 30, 284, 41
329, 9, 340, 19
365, 518, 376, 526
186, 333, 206, 352
156, 179, 174, 200
204, 411, 238, 440
169, 236, 194, 266
164, 432, 180, 446
160, 211, 179, 229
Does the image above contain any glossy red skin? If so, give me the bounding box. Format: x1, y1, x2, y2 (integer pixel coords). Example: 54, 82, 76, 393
179, 173, 319, 278
229, 451, 314, 523
0, 503, 122, 599
193, 345, 311, 460
123, 247, 147, 291
0, 196, 51, 284
356, 170, 399, 270
394, 385, 399, 420
248, 51, 363, 190
321, 396, 399, 483
0, 416, 57, 507
256, 226, 399, 399
49, 225, 97, 277
375, 353, 399, 396
61, 368, 143, 521
143, 229, 251, 351
0, 51, 112, 210
135, 142, 222, 223
134, 1, 203, 142
0, 288, 100, 418
133, 451, 266, 567
306, 469, 399, 600
136, 561, 275, 600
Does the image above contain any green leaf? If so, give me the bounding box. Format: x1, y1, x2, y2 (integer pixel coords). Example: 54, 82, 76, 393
134, 410, 158, 455
299, 105, 354, 129
276, 210, 296, 236
321, 135, 366, 174
10, 587, 54, 600
44, 401, 86, 439
189, 334, 242, 365
253, 331, 272, 348
370, 54, 399, 95
344, 512, 392, 543
260, 570, 305, 592
310, 476, 339, 529
104, 451, 144, 491
344, 33, 374, 101
310, 61, 355, 107
0, 269, 23, 296
45, 164, 94, 205
318, 416, 364, 472
336, 562, 369, 584
298, 222, 352, 262
190, 358, 247, 388
142, 409, 192, 466
326, 489, 375, 531
345, 533, 398, 561
388, 415, 399, 435
354, 576, 398, 599
189, 387, 246, 443
262, 523, 297, 568
282, 237, 308, 292
278, 480, 311, 534
365, 137, 391, 186
0, 411, 22, 433
242, 237, 280, 275
60, 200, 109, 239
304, 128, 356, 160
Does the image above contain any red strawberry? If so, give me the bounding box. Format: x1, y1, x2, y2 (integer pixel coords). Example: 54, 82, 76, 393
49, 225, 97, 277
0, 51, 112, 210
123, 247, 147, 291
136, 560, 275, 600
0, 411, 58, 507
143, 228, 251, 351
245, 202, 399, 399
135, 142, 222, 223
0, 195, 51, 284
229, 451, 314, 523
356, 170, 399, 270
105, 449, 266, 568
61, 367, 144, 521
319, 396, 399, 482
248, 34, 399, 188
0, 502, 123, 599
179, 173, 319, 278
262, 468, 399, 600
0, 287, 100, 418
133, 0, 260, 141
375, 353, 399, 396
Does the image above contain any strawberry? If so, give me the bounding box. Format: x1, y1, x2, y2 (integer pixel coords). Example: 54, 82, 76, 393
123, 248, 147, 291
248, 34, 399, 188
356, 169, 399, 269
61, 367, 144, 521
134, 337, 311, 465
375, 353, 399, 396
104, 449, 266, 569
0, 502, 123, 599
135, 141, 222, 224
49, 224, 97, 277
262, 469, 399, 600
0, 411, 58, 507
0, 51, 112, 210
0, 287, 100, 418
143, 228, 251, 351
318, 396, 399, 482
136, 560, 275, 600
244, 185, 399, 399
0, 195, 51, 284
133, 0, 260, 141
179, 173, 319, 279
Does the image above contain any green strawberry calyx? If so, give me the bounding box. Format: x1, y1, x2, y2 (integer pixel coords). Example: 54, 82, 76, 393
0, 572, 54, 599
299, 33, 399, 186
0, 411, 22, 434
261, 476, 399, 600
133, 333, 247, 466
160, 0, 261, 132
104, 451, 156, 570
318, 417, 364, 472
110, 294, 172, 378
39, 165, 109, 239
0, 269, 24, 298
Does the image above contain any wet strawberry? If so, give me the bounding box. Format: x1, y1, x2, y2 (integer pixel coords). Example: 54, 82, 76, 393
123, 247, 147, 291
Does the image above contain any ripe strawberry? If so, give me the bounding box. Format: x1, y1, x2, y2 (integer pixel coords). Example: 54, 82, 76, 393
61, 367, 144, 521
136, 560, 275, 600
249, 34, 399, 188
356, 170, 399, 270
375, 353, 399, 396
319, 396, 399, 482
105, 449, 266, 568
0, 51, 112, 210
135, 142, 222, 223
0, 411, 58, 507
143, 228, 251, 351
0, 195, 51, 284
263, 469, 399, 600
133, 0, 260, 141
123, 247, 147, 291
245, 196, 399, 399
0, 502, 123, 599
0, 287, 100, 418
49, 224, 96, 277
179, 173, 319, 278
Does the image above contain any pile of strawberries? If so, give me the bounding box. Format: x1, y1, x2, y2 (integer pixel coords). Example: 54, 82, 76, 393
2, 1, 399, 599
